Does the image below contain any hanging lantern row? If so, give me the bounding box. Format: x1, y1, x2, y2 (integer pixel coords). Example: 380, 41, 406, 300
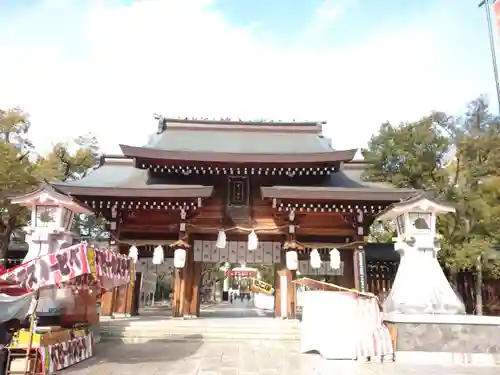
215, 229, 259, 250
130, 229, 261, 265
285, 248, 341, 271
128, 229, 341, 272
128, 245, 186, 269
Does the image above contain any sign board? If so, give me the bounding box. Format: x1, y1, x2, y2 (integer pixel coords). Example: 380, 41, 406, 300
40, 332, 94, 374
356, 250, 367, 293
193, 240, 282, 264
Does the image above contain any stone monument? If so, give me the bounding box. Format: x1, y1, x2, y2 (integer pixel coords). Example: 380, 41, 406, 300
378, 194, 500, 365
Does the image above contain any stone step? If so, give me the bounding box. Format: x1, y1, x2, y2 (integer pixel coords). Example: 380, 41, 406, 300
100, 326, 300, 336
100, 320, 301, 342
101, 331, 300, 343
102, 335, 300, 344
99, 318, 300, 330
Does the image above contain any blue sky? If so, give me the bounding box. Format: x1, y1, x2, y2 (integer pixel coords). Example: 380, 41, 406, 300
217, 0, 436, 42
0, 0, 497, 154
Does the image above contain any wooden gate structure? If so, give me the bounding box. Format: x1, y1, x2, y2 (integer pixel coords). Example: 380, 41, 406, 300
24, 117, 422, 318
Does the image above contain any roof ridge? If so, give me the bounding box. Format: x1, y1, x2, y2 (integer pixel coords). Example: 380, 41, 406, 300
120, 144, 358, 163
163, 117, 325, 126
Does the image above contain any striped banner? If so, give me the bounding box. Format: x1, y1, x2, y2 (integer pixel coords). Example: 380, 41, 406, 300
1, 243, 133, 291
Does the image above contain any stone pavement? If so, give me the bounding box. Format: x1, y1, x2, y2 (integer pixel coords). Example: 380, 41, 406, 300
63, 300, 499, 374
200, 298, 273, 319
60, 340, 499, 375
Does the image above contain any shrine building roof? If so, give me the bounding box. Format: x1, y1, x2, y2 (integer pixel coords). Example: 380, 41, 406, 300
53, 155, 417, 204
261, 162, 417, 202
51, 117, 417, 204
53, 156, 214, 198
119, 117, 357, 164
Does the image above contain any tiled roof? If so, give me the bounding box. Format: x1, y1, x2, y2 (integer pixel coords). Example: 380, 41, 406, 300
53, 157, 213, 198
120, 118, 356, 164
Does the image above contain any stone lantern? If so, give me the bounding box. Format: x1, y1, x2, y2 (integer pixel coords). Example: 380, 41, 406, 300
10, 184, 91, 263
376, 194, 465, 315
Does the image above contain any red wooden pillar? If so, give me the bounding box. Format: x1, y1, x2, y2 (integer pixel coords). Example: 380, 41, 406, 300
100, 289, 115, 316
276, 268, 294, 319
181, 246, 194, 317
172, 268, 182, 317
188, 261, 202, 317
274, 264, 281, 318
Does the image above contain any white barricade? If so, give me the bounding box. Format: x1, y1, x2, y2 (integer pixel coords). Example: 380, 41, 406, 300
301, 291, 359, 359
253, 292, 274, 311
300, 290, 394, 361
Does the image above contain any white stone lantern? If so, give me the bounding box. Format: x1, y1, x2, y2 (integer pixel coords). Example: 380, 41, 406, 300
376, 194, 465, 315
379, 194, 454, 251
10, 184, 91, 263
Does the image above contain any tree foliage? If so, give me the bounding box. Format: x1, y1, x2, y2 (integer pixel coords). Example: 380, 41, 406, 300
34, 134, 99, 182
364, 96, 500, 277
368, 222, 396, 244
363, 115, 450, 190
0, 107, 102, 267
257, 265, 275, 286
0, 108, 37, 267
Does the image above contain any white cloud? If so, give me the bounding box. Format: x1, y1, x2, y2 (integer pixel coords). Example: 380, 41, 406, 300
0, 0, 492, 155
307, 0, 354, 36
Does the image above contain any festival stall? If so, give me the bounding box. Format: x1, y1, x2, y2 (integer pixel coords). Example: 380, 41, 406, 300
0, 281, 33, 323
0, 280, 34, 375
0, 242, 133, 375
294, 278, 394, 362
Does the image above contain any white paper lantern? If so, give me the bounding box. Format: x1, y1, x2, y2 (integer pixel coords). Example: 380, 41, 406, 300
286, 250, 298, 270
329, 248, 341, 270
174, 248, 187, 268
128, 245, 138, 263
248, 230, 258, 251
152, 245, 164, 265
216, 230, 227, 249
310, 249, 321, 269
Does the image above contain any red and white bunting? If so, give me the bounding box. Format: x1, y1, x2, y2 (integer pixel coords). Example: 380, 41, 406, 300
1, 243, 133, 291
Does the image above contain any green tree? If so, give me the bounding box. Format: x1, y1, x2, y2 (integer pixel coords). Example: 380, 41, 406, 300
363, 97, 500, 277
0, 108, 37, 267
363, 115, 451, 190
34, 134, 99, 182
368, 221, 396, 243
34, 134, 106, 245
0, 107, 102, 267
257, 265, 275, 286
438, 97, 500, 275
75, 214, 109, 244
